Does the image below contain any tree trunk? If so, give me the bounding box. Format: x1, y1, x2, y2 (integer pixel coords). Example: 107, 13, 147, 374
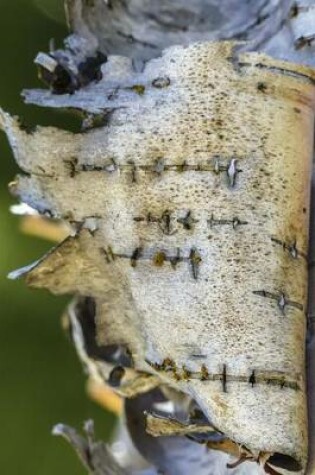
2, 1, 315, 474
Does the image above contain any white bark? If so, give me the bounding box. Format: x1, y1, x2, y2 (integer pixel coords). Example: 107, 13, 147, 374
2, 1, 315, 474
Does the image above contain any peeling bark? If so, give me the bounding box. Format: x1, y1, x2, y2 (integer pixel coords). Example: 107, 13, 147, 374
2, 1, 315, 475
52, 420, 127, 475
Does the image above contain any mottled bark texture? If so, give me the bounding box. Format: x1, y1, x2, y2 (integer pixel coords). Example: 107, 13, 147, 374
2, 1, 315, 475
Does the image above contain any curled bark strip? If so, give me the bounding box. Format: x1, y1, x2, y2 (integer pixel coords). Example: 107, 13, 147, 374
145, 412, 220, 439
52, 420, 128, 475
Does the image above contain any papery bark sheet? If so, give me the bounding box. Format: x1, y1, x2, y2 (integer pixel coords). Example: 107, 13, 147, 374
2, 40, 315, 472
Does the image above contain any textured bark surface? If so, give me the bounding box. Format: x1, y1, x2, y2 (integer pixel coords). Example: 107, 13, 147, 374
3, 41, 315, 469
2, 1, 315, 475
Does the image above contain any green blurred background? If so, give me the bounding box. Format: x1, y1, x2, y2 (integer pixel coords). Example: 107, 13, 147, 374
0, 1, 115, 473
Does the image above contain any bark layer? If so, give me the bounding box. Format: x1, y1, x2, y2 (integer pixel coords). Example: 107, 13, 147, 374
3, 1, 315, 474
2, 40, 315, 473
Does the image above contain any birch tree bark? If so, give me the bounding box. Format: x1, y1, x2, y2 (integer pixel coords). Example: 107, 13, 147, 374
2, 1, 315, 474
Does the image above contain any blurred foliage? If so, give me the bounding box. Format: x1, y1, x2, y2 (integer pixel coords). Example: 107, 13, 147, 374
0, 1, 115, 474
